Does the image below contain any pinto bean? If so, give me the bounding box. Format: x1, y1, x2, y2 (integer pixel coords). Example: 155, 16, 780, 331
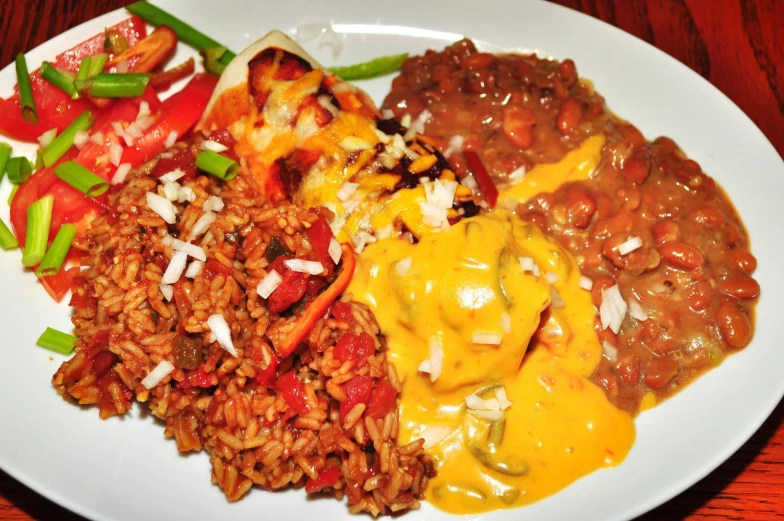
659, 241, 704, 270
502, 106, 536, 150
689, 207, 725, 228
651, 219, 680, 245
716, 301, 752, 348
566, 185, 596, 229
643, 355, 679, 389
717, 274, 760, 300
556, 98, 584, 135
622, 148, 650, 185
727, 249, 757, 274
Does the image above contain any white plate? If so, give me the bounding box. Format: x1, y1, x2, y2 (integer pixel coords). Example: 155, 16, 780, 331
0, 1, 782, 520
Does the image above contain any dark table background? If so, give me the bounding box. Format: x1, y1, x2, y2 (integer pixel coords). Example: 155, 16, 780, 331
0, 0, 782, 519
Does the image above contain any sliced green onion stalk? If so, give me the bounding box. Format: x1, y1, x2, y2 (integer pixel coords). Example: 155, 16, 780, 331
40, 62, 79, 99
54, 161, 109, 197
36, 223, 76, 276
6, 156, 32, 184
34, 151, 43, 170
329, 53, 409, 81
126, 1, 235, 66
195, 150, 238, 181
22, 194, 54, 267
42, 110, 94, 167
8, 185, 19, 204
15, 53, 37, 124
75, 73, 150, 98
87, 53, 109, 77
36, 327, 77, 355
0, 143, 11, 180
201, 47, 229, 76
104, 29, 129, 54
0, 218, 19, 250
77, 57, 91, 81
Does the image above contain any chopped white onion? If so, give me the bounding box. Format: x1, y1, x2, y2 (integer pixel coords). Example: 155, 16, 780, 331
600, 285, 627, 334
372, 127, 391, 144
443, 135, 464, 157
519, 257, 535, 272
339, 136, 372, 152
161, 251, 188, 284
551, 287, 566, 308
617, 236, 643, 256
73, 130, 90, 149
578, 276, 593, 290
189, 211, 216, 240
495, 388, 512, 410
203, 195, 225, 213
89, 131, 105, 145
602, 341, 618, 362
111, 163, 132, 185
146, 192, 177, 224
159, 284, 173, 301
163, 181, 181, 201
464, 385, 511, 421
468, 409, 504, 421
207, 314, 237, 357
395, 256, 412, 276
200, 140, 229, 153
418, 338, 443, 382
628, 298, 648, 321
336, 182, 359, 201
460, 173, 478, 191
164, 131, 178, 148
400, 114, 412, 128
317, 95, 340, 117
109, 142, 123, 166
138, 100, 151, 119
141, 360, 174, 389
420, 425, 455, 449
257, 270, 283, 299
404, 109, 431, 140
328, 238, 342, 265
472, 332, 504, 345
284, 258, 324, 275
421, 179, 458, 229
162, 234, 207, 261
381, 109, 395, 120
185, 260, 204, 279
375, 224, 395, 240
545, 272, 560, 284
508, 166, 527, 183
177, 186, 195, 203
500, 313, 511, 334
159, 168, 186, 183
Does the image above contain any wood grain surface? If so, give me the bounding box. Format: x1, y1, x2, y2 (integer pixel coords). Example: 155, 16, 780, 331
0, 0, 782, 520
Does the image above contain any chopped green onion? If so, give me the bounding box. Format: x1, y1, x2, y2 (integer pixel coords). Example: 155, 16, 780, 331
0, 143, 11, 181
329, 53, 409, 81
42, 110, 93, 167
34, 151, 43, 170
15, 54, 37, 124
36, 223, 76, 276
36, 327, 77, 355
87, 53, 109, 77
6, 157, 32, 184
8, 185, 19, 204
22, 194, 54, 267
126, 1, 235, 66
195, 150, 238, 181
54, 161, 109, 197
75, 73, 150, 98
201, 47, 229, 76
76, 57, 91, 81
0, 218, 19, 250
40, 62, 78, 99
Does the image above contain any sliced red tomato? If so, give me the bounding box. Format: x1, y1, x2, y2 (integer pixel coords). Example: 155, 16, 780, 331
365, 380, 397, 419
330, 301, 355, 325
305, 467, 342, 494
267, 255, 309, 314
333, 332, 375, 369
339, 375, 373, 420
255, 355, 278, 388
276, 371, 310, 414
0, 17, 146, 142
121, 73, 217, 166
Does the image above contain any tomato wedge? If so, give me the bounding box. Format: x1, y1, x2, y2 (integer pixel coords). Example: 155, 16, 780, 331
0, 17, 147, 142
121, 73, 217, 166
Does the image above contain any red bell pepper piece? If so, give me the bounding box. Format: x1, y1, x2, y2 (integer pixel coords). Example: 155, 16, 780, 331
463, 150, 499, 208
267, 255, 309, 313
305, 215, 335, 277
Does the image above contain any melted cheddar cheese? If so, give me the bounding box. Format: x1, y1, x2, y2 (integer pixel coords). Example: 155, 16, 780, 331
349, 212, 634, 513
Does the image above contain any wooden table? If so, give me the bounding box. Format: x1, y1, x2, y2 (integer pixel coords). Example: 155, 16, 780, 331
0, 0, 782, 519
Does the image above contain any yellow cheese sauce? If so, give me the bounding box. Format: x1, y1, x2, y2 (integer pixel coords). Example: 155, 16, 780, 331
349, 212, 634, 514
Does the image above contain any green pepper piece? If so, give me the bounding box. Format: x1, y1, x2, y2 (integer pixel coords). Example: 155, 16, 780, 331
328, 53, 409, 81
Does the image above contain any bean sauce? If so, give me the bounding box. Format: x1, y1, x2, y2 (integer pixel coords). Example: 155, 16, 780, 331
383, 40, 759, 414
